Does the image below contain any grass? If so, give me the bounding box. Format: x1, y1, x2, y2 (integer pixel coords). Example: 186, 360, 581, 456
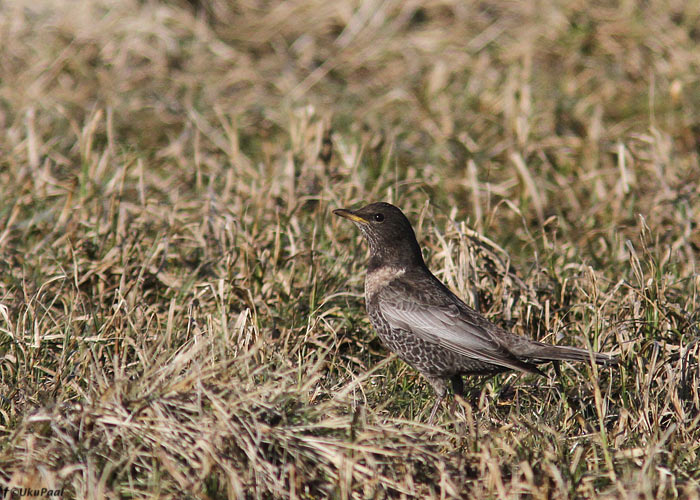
1, 0, 699, 498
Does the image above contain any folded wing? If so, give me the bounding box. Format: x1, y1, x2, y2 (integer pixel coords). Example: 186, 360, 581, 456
377, 282, 542, 374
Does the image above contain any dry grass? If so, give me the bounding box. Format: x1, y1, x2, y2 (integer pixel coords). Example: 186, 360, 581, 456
1, 0, 699, 498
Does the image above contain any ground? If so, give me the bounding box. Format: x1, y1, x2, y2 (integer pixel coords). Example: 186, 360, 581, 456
0, 0, 699, 498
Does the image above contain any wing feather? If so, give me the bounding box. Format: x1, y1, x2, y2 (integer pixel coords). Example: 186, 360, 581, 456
377, 281, 540, 374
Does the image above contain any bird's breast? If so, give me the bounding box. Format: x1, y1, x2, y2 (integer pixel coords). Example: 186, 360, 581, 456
364, 266, 406, 301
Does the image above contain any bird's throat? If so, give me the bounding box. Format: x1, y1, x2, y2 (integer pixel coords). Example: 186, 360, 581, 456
365, 266, 406, 300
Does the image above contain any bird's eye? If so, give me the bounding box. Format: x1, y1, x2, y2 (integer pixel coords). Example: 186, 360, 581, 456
373, 213, 384, 222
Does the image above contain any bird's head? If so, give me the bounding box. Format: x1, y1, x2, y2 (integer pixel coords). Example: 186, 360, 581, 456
333, 202, 425, 269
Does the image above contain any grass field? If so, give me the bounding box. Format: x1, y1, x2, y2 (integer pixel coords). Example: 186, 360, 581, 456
1, 0, 699, 498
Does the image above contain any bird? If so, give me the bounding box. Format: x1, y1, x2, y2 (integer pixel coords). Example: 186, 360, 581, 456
334, 202, 617, 424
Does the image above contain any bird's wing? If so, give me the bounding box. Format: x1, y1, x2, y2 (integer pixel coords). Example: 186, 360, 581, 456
377, 279, 540, 374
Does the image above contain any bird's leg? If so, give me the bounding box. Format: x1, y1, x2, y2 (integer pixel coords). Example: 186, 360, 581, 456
425, 375, 448, 425
427, 395, 444, 425
450, 374, 464, 418
451, 374, 464, 397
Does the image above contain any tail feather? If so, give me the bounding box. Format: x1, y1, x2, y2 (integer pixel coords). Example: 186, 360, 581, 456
513, 340, 618, 366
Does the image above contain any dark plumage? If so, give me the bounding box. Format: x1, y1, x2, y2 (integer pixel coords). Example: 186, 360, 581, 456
334, 202, 617, 424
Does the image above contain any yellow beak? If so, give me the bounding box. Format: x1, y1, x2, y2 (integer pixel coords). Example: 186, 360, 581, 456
333, 209, 368, 224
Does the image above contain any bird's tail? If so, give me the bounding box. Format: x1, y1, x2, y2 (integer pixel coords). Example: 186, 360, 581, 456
514, 340, 618, 366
